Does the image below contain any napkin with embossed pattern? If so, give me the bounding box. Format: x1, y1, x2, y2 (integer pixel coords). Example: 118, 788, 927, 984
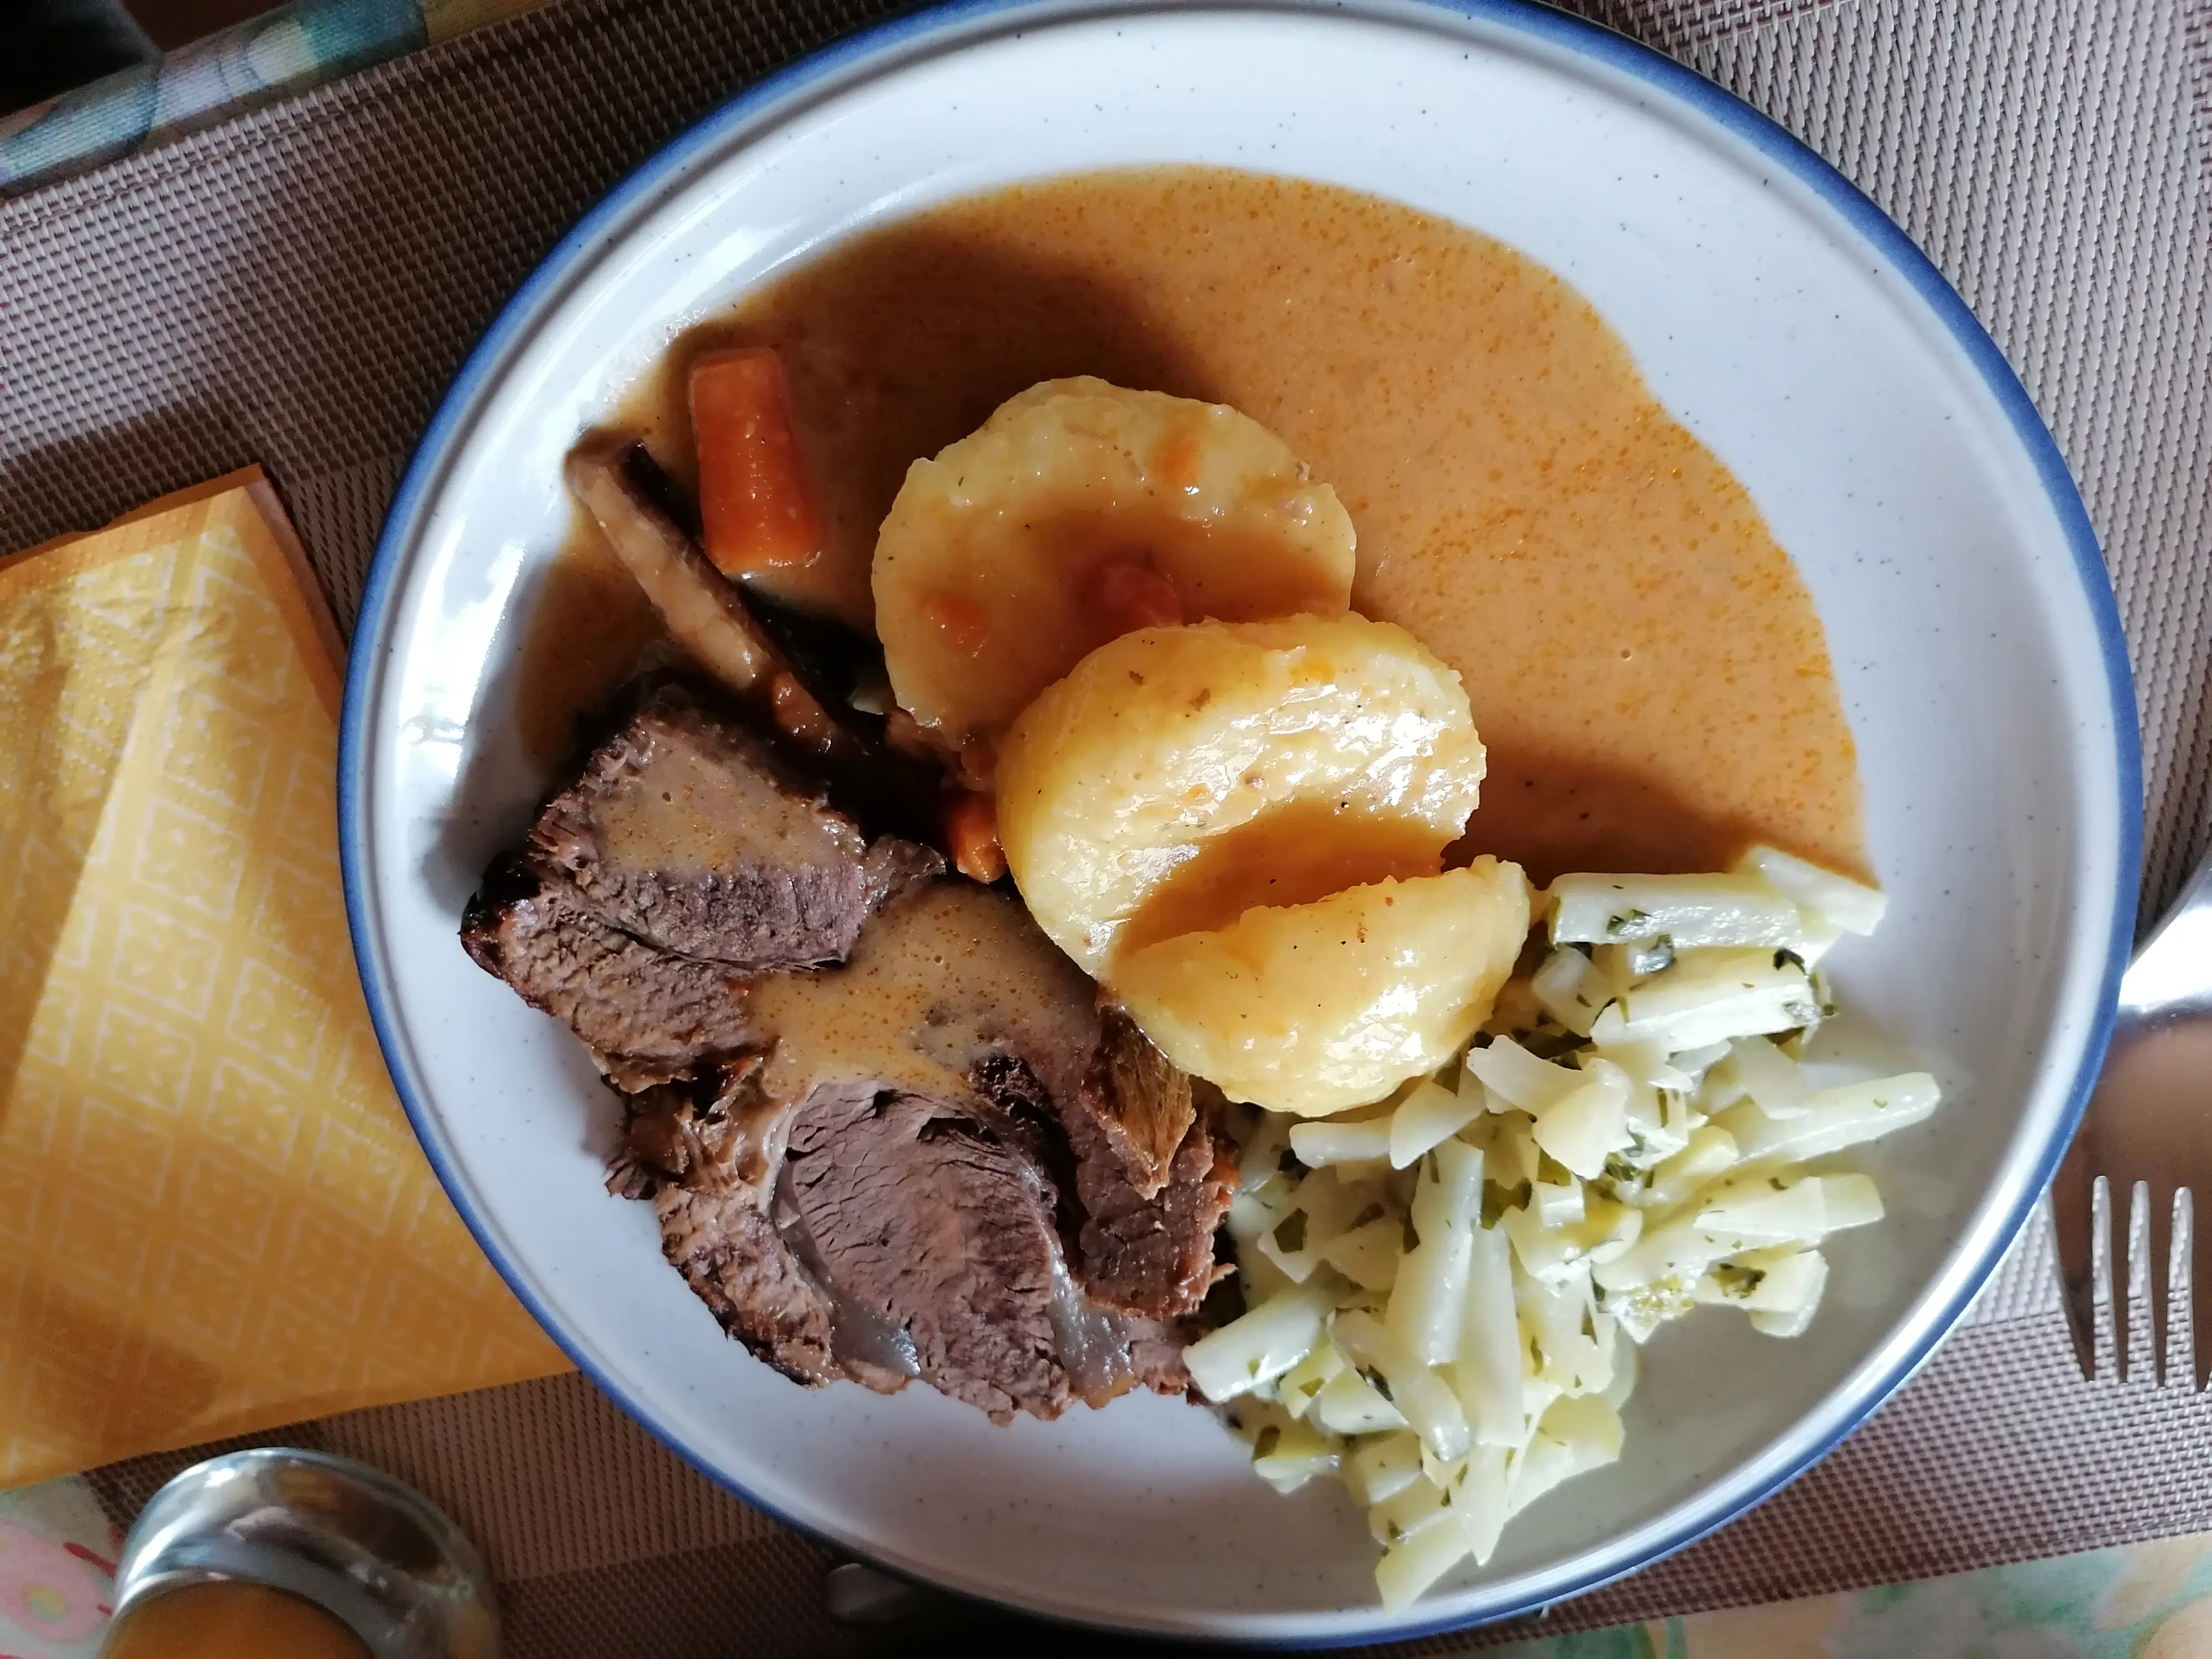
0, 471, 567, 1490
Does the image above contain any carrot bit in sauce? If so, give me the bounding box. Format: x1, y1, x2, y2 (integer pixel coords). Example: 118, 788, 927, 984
690, 347, 821, 577
947, 791, 1006, 883
1153, 425, 1206, 492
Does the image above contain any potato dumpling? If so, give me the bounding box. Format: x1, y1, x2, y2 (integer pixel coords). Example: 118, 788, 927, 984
874, 378, 1355, 750
997, 613, 1486, 974
1114, 859, 1532, 1117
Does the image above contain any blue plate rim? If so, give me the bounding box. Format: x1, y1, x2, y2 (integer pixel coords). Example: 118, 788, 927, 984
337, 0, 2142, 1643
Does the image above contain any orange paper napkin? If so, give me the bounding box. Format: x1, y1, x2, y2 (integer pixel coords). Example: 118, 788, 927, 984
0, 471, 567, 1489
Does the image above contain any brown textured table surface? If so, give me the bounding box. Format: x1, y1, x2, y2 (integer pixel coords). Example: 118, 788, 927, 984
6, 0, 2211, 1651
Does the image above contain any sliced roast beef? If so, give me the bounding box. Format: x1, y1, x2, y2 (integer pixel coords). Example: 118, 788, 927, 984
460, 857, 754, 1086
1082, 1006, 1197, 1199
463, 682, 1235, 1423
1066, 1095, 1236, 1322
738, 881, 1232, 1322
589, 880, 1218, 1417
658, 1161, 844, 1386
972, 1032, 1235, 1323
526, 680, 940, 972
604, 1052, 787, 1196
783, 1083, 1149, 1420
733, 879, 1232, 1322
611, 1063, 1192, 1418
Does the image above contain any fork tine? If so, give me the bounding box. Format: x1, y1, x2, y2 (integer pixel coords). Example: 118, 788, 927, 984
2126, 1180, 2159, 1385
2150, 1184, 2171, 1387
2054, 1146, 2102, 1379
2081, 1174, 2115, 1380
2088, 1186, 2124, 1389
2150, 1181, 2166, 1386
2115, 1179, 2134, 1381
2179, 1187, 2201, 1391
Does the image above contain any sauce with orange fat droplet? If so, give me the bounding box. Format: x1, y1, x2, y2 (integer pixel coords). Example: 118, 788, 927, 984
526, 165, 1860, 881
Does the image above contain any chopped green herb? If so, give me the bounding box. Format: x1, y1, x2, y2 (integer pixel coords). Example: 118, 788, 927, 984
1712, 1261, 1767, 1298
1481, 1178, 1532, 1228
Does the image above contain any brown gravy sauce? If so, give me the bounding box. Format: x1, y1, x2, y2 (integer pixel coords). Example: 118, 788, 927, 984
516, 508, 666, 764
523, 164, 1863, 885
742, 880, 1095, 1111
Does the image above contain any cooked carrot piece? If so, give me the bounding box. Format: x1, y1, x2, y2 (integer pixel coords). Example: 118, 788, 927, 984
690, 347, 821, 577
947, 791, 1006, 884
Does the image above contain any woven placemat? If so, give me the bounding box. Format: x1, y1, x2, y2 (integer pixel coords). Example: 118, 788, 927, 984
7, 0, 2212, 1651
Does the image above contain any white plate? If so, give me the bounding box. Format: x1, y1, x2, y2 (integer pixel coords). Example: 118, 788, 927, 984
340, 0, 2138, 1642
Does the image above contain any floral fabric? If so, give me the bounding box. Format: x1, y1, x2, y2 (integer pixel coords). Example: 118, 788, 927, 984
0, 1480, 117, 1659
0, 0, 541, 193
1493, 1535, 2212, 1657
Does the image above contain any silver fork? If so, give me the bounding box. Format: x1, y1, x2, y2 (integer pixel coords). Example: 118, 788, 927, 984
2054, 836, 2212, 1385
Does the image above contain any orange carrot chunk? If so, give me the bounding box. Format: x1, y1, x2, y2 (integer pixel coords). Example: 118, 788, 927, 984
690, 347, 821, 577
947, 791, 1006, 884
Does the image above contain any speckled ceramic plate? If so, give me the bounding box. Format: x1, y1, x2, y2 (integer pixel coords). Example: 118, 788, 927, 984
340, 0, 2137, 1642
